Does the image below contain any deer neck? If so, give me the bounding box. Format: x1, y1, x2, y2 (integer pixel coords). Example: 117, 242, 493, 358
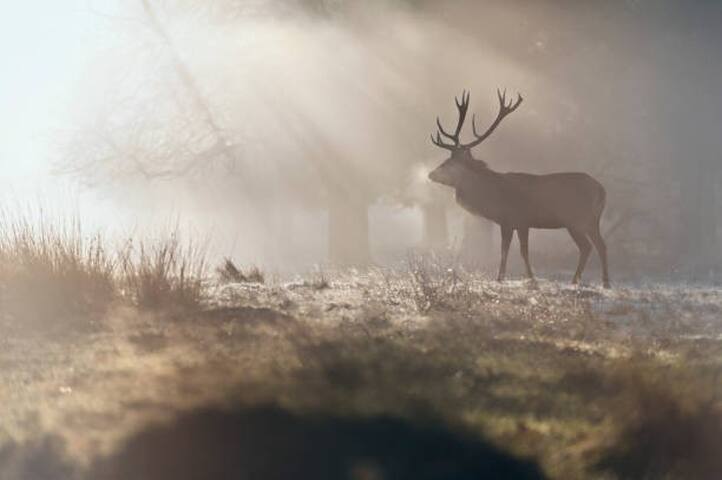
454, 164, 507, 222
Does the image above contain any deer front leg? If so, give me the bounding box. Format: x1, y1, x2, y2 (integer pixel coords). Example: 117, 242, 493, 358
517, 227, 535, 281
497, 225, 513, 282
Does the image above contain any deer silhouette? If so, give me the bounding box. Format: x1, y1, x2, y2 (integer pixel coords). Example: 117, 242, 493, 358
429, 90, 610, 288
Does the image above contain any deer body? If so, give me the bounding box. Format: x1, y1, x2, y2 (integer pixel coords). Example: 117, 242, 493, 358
453, 169, 606, 229
429, 91, 610, 288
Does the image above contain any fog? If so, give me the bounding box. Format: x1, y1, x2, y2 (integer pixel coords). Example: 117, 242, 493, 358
3, 0, 721, 276
4, 5, 722, 477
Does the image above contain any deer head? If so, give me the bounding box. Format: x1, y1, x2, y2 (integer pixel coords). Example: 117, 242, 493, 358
428, 89, 523, 187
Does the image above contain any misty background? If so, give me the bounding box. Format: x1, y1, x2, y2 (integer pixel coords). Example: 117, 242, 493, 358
1, 0, 721, 277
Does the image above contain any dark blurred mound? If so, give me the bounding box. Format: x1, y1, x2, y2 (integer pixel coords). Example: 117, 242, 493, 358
1, 404, 546, 480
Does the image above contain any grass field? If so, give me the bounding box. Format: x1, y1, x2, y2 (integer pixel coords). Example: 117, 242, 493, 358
1, 229, 722, 479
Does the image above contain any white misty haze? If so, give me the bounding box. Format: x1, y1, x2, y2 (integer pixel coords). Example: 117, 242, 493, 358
0, 1, 120, 215
0, 0, 719, 273
1, 1, 101, 171
0, 0, 512, 265
0, 1, 226, 239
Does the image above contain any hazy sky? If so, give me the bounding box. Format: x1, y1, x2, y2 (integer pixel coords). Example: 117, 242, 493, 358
2, 1, 718, 269
0, 1, 117, 182
0, 0, 165, 237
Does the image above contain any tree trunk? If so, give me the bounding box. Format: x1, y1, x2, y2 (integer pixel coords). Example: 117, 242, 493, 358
679, 157, 718, 274
421, 204, 448, 250
717, 170, 722, 256
328, 199, 371, 266
459, 215, 494, 269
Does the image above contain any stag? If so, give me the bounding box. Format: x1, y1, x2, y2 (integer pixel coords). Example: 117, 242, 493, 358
429, 90, 610, 288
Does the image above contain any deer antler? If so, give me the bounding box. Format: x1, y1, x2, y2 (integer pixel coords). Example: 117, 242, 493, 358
431, 89, 522, 151
465, 89, 523, 149
431, 90, 470, 150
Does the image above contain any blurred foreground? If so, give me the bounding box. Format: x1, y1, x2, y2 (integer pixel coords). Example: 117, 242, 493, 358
1, 223, 722, 479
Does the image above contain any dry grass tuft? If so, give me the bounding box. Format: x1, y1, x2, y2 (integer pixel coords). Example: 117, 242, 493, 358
0, 214, 115, 330
406, 252, 471, 313
119, 236, 208, 313
306, 268, 330, 290
216, 258, 265, 284
0, 210, 212, 325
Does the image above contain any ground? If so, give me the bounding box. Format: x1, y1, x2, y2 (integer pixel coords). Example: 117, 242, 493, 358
2, 267, 722, 479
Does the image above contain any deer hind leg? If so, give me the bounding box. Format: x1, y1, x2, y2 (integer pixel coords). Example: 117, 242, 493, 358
568, 229, 592, 285
497, 225, 514, 282
517, 227, 535, 281
588, 224, 611, 288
